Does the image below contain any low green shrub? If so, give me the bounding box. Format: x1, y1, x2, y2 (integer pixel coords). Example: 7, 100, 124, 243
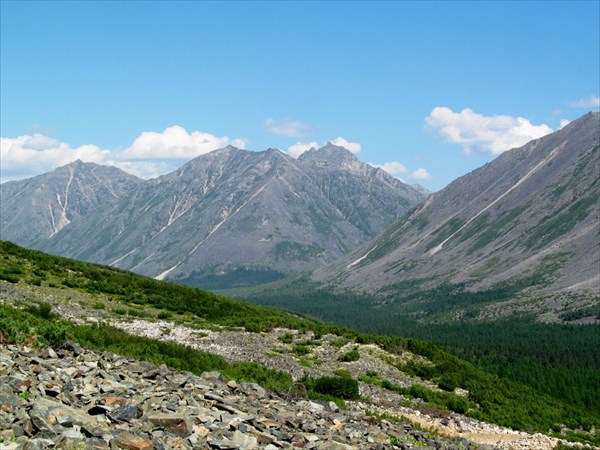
330, 336, 351, 348
29, 277, 43, 286
278, 332, 294, 343
294, 344, 311, 355
2, 265, 23, 274
338, 348, 360, 362
0, 272, 20, 283
333, 369, 352, 378
309, 376, 359, 400
407, 384, 432, 402
127, 308, 144, 317
447, 395, 469, 414
244, 322, 261, 333
25, 302, 56, 320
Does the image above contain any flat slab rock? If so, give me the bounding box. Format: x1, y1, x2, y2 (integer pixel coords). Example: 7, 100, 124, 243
0, 342, 501, 449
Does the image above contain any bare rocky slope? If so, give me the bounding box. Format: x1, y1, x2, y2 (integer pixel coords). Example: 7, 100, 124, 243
313, 112, 599, 314
0, 161, 142, 247
2, 145, 427, 288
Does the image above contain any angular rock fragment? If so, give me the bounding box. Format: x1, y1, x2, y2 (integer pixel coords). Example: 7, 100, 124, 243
146, 413, 193, 437
111, 431, 154, 450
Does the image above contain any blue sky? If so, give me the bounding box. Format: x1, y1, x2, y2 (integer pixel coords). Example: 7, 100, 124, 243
1, 1, 598, 191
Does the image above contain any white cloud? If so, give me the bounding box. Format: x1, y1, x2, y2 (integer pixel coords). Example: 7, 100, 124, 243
409, 168, 432, 180
287, 141, 319, 158
571, 96, 600, 109
1, 134, 110, 180
426, 107, 553, 155
371, 161, 408, 176
264, 117, 309, 138
122, 125, 244, 160
108, 160, 177, 180
330, 137, 361, 154
1, 126, 245, 181
371, 161, 431, 183
559, 119, 571, 129
285, 137, 362, 158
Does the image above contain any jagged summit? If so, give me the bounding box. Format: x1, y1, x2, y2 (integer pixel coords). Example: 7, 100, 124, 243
298, 143, 358, 165
299, 144, 379, 179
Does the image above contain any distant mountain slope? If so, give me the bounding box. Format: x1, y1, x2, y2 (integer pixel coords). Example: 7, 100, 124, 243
0, 160, 142, 246
30, 145, 428, 286
314, 112, 599, 301
298, 144, 426, 237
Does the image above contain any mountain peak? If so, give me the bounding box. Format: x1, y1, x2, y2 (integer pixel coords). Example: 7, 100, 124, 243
298, 143, 358, 166
207, 144, 246, 155
322, 141, 355, 152
263, 147, 288, 157
0, 160, 142, 246
58, 159, 90, 171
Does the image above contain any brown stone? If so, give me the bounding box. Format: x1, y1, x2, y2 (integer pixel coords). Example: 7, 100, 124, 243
104, 396, 127, 407
18, 379, 32, 390
146, 413, 192, 437
111, 431, 154, 450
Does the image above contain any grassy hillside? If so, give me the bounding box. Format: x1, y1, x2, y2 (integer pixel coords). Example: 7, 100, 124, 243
1, 241, 598, 445
0, 240, 317, 333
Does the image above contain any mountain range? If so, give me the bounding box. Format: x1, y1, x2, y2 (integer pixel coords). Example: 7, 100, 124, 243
0, 144, 428, 288
1, 113, 598, 313
311, 112, 599, 321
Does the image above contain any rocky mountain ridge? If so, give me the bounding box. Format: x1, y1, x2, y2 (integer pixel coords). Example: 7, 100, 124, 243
313, 112, 599, 317
1, 145, 428, 288
0, 161, 142, 247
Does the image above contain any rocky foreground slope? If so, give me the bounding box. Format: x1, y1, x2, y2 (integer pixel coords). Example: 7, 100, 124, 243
1, 342, 497, 450
0, 282, 568, 450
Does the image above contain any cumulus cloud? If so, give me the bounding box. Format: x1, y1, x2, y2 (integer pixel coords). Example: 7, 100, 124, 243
264, 117, 309, 138
108, 160, 177, 180
426, 107, 553, 155
560, 119, 571, 129
571, 96, 600, 109
1, 134, 110, 180
409, 168, 432, 180
122, 125, 245, 160
372, 162, 432, 182
1, 126, 245, 181
330, 137, 361, 154
287, 141, 319, 158
285, 136, 362, 158
371, 161, 408, 176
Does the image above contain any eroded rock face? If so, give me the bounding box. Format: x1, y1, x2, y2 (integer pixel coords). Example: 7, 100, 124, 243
0, 343, 495, 450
